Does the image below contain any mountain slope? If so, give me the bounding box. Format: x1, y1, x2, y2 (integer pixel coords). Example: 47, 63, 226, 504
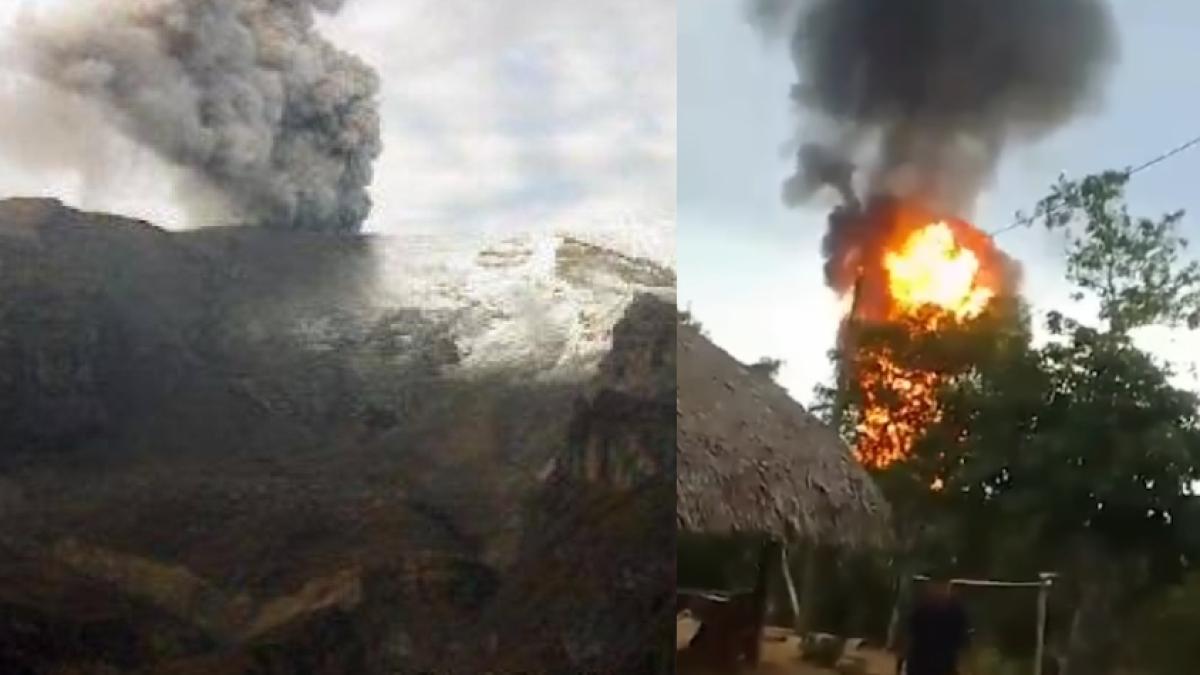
0, 197, 675, 673
482, 294, 677, 673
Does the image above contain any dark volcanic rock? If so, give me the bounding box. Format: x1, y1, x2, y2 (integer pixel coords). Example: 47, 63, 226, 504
0, 198, 676, 673
484, 294, 677, 674
561, 293, 677, 487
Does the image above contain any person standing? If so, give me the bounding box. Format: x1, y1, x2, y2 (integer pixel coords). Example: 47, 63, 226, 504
896, 574, 971, 675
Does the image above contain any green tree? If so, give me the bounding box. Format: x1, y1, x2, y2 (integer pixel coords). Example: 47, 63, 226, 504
1024, 171, 1200, 674
1032, 170, 1200, 333
1126, 569, 1200, 674
930, 319, 1200, 673
836, 171, 1200, 674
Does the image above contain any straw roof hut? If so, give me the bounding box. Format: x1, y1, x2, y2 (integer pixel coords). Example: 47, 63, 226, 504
677, 321, 891, 549
676, 321, 893, 666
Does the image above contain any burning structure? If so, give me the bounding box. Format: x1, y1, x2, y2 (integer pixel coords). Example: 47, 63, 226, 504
834, 198, 1017, 468
752, 0, 1117, 468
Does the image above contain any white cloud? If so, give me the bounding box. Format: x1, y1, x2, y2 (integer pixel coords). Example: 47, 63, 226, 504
0, 0, 676, 248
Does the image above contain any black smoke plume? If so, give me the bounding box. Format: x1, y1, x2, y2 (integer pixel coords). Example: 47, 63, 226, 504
753, 0, 1117, 291
15, 0, 382, 233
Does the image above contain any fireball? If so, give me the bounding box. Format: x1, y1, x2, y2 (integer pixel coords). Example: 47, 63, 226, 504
847, 212, 1004, 469
884, 222, 995, 323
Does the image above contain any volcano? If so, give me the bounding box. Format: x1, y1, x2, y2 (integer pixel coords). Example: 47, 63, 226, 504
0, 198, 675, 673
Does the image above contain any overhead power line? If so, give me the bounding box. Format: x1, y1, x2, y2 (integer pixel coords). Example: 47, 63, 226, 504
989, 131, 1200, 238
1127, 133, 1200, 176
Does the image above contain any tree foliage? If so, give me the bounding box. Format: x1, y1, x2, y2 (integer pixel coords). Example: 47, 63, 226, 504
1032, 170, 1200, 333
1126, 571, 1200, 675
926, 318, 1200, 575
856, 171, 1200, 569
833, 170, 1200, 673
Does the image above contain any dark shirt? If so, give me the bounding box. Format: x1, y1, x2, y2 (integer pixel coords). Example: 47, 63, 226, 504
904, 597, 970, 675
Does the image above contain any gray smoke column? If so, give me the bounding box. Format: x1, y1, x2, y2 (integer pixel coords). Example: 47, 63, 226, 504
752, 0, 1117, 291
16, 0, 382, 233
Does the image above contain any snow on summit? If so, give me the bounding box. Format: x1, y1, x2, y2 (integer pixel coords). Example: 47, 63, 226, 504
368, 227, 675, 380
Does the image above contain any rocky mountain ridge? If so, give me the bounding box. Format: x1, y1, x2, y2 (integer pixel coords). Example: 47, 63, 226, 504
0, 197, 675, 673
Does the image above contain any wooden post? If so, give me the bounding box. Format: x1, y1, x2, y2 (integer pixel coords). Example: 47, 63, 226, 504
1035, 572, 1057, 675
885, 574, 906, 651
749, 538, 781, 665
780, 543, 802, 633
897, 573, 1061, 673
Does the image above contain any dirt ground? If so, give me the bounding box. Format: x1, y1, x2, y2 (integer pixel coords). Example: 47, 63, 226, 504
756, 632, 896, 675
679, 618, 898, 675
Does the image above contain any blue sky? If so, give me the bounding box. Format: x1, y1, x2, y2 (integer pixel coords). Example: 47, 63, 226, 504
0, 0, 675, 256
680, 0, 1200, 401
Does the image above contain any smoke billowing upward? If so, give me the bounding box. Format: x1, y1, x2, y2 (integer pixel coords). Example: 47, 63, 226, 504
752, 0, 1117, 295
15, 0, 382, 233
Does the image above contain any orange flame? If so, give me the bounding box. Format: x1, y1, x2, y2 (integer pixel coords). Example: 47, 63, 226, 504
851, 218, 1001, 469
853, 352, 942, 468
884, 222, 995, 323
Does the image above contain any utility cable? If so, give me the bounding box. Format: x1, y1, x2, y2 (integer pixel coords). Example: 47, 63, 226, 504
990, 131, 1200, 237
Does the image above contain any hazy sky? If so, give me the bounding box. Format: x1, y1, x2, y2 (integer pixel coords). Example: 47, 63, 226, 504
0, 0, 675, 259
680, 0, 1200, 400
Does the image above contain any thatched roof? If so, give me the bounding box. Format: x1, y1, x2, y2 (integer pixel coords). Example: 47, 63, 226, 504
676, 323, 891, 549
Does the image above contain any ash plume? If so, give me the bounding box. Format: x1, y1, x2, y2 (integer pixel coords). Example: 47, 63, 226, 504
14, 0, 382, 233
752, 0, 1117, 293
